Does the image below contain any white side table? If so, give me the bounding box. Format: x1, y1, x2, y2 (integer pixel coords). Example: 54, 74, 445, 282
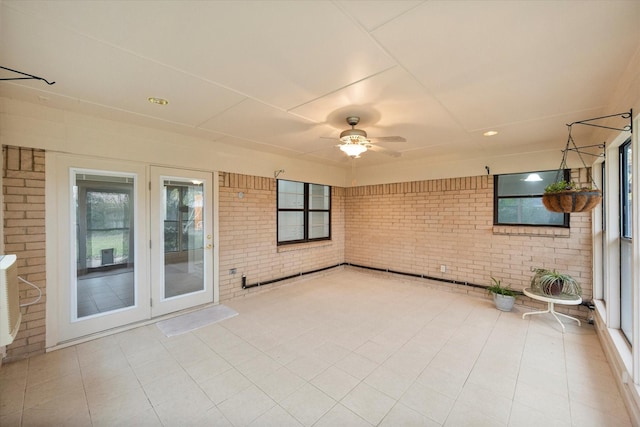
522, 288, 582, 332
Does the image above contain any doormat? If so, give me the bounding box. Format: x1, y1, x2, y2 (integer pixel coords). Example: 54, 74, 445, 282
156, 305, 238, 337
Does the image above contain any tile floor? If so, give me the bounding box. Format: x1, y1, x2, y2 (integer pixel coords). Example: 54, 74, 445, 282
0, 269, 632, 426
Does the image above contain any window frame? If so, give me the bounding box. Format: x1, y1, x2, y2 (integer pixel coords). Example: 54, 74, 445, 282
493, 169, 570, 227
277, 179, 331, 245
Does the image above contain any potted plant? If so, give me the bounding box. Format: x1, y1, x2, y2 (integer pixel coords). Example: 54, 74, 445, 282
531, 268, 581, 297
542, 180, 602, 213
487, 277, 516, 312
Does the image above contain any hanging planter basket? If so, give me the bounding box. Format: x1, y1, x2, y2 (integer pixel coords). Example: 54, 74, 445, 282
542, 122, 605, 214
542, 111, 630, 214
542, 190, 602, 213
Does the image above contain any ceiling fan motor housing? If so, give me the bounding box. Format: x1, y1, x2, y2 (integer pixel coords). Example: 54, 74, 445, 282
340, 128, 367, 142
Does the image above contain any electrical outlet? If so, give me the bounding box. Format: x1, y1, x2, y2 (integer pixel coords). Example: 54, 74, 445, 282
230, 268, 237, 275
440, 265, 446, 273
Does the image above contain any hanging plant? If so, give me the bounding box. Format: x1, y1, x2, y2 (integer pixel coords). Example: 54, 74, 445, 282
542, 180, 602, 213
542, 124, 602, 213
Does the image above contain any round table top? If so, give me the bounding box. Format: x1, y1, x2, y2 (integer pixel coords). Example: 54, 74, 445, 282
523, 288, 582, 305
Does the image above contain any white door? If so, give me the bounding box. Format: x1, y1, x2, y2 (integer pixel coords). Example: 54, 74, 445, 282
52, 156, 150, 342
49, 157, 218, 345
150, 167, 214, 316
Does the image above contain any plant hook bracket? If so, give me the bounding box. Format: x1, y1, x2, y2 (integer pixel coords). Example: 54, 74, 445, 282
566, 110, 632, 133
0, 66, 55, 85
563, 142, 606, 159
561, 109, 633, 163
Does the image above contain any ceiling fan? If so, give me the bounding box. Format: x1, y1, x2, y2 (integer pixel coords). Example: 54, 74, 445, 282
332, 116, 406, 158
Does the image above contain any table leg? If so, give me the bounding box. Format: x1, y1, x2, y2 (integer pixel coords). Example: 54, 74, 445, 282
522, 302, 581, 333
549, 302, 581, 326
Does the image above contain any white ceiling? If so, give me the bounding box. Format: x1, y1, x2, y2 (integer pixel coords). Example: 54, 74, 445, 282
1, 0, 638, 170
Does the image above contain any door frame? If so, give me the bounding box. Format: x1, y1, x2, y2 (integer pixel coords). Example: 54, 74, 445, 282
45, 153, 220, 348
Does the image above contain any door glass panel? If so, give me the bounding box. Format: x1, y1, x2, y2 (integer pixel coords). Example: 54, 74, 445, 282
163, 180, 205, 299
75, 173, 135, 319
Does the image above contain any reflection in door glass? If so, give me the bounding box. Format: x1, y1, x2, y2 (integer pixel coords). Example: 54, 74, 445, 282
75, 172, 135, 318
163, 180, 205, 298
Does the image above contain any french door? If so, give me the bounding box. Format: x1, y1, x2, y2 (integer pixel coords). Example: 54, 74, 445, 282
150, 167, 214, 317
49, 156, 216, 344
52, 156, 150, 342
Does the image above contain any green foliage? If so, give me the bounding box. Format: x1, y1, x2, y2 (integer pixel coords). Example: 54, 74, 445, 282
544, 180, 578, 193
487, 277, 516, 297
531, 268, 581, 296
544, 180, 593, 193
540, 270, 581, 296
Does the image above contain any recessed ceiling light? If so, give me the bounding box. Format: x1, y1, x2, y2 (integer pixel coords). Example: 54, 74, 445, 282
148, 97, 168, 105
483, 130, 498, 137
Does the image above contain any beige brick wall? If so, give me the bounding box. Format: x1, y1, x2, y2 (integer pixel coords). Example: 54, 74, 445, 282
345, 171, 593, 319
218, 173, 345, 300
2, 146, 46, 360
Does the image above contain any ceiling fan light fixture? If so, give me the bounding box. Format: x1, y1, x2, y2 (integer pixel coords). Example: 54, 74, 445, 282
340, 143, 367, 158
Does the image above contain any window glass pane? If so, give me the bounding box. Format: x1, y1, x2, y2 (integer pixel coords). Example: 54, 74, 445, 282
497, 198, 565, 225
497, 171, 559, 196
278, 180, 304, 209
308, 212, 329, 239
309, 184, 330, 210
620, 140, 632, 342
621, 239, 632, 340
278, 211, 304, 242
622, 143, 632, 238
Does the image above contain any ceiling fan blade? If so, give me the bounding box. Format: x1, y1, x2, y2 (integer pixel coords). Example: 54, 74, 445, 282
368, 136, 406, 143
366, 144, 402, 158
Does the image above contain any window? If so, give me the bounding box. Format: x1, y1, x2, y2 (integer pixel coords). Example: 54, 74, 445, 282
277, 180, 331, 244
494, 170, 569, 226
620, 139, 632, 341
